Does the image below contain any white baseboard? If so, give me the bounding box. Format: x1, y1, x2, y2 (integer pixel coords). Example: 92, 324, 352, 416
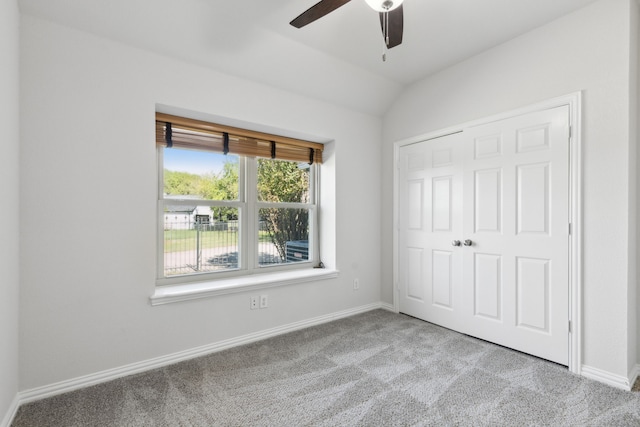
581, 364, 633, 391
0, 395, 20, 427
18, 302, 385, 405
380, 302, 396, 312
628, 364, 640, 390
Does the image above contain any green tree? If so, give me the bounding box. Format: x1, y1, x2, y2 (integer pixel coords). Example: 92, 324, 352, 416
163, 170, 201, 195
200, 160, 239, 220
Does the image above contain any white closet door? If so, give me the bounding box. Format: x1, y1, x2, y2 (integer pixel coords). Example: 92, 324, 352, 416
398, 106, 570, 365
398, 132, 465, 331
461, 106, 570, 365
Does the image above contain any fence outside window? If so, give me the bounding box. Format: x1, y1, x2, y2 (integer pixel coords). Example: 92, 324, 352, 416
163, 218, 308, 276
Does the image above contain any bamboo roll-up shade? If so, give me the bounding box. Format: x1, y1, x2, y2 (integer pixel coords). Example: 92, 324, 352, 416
156, 113, 323, 164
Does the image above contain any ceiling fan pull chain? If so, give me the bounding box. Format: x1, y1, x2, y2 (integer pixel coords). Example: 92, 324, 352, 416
382, 35, 387, 61
381, 10, 388, 61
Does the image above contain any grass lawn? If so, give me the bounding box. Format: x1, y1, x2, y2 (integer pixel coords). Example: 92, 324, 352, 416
164, 229, 273, 252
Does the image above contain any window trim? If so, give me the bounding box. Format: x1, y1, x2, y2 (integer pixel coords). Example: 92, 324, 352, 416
156, 146, 321, 286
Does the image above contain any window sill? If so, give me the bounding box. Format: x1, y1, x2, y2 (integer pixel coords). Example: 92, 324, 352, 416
150, 268, 339, 306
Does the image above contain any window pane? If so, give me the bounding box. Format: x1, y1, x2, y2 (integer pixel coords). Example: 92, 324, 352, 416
257, 158, 310, 203
164, 147, 239, 201
258, 208, 309, 266
164, 207, 239, 276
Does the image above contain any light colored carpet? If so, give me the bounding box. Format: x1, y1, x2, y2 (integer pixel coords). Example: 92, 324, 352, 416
12, 310, 640, 426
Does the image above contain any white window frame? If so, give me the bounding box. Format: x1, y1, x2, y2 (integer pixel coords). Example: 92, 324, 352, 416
155, 149, 321, 288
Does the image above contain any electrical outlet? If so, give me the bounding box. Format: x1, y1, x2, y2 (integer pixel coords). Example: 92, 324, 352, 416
353, 279, 360, 290
250, 296, 258, 310
259, 294, 268, 309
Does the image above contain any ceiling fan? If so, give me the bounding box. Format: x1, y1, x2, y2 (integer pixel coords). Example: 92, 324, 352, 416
290, 0, 404, 59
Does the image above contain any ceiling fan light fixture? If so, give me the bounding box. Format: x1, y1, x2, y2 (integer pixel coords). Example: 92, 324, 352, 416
364, 0, 403, 12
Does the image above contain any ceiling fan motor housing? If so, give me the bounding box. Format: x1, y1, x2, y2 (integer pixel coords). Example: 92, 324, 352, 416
365, 0, 403, 12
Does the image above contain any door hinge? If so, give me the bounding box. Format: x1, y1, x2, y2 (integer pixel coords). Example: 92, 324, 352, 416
568, 320, 572, 333
568, 223, 572, 235
569, 126, 572, 139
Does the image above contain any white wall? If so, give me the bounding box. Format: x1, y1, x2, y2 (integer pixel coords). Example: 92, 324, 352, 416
381, 0, 637, 379
0, 0, 20, 422
19, 15, 382, 390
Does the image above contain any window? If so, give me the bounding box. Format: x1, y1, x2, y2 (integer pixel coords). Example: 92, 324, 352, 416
156, 113, 323, 285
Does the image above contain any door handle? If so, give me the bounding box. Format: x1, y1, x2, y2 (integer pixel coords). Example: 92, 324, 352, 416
463, 239, 473, 246
451, 240, 461, 247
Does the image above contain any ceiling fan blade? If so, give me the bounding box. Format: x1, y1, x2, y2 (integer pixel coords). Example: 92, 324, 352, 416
290, 0, 352, 28
379, 4, 403, 48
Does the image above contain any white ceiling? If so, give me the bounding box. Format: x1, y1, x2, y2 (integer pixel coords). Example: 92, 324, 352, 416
19, 0, 600, 115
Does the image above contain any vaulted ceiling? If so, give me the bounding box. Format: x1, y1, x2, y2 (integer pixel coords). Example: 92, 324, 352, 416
19, 0, 600, 115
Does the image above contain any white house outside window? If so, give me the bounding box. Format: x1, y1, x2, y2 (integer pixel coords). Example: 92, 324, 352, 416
156, 113, 323, 285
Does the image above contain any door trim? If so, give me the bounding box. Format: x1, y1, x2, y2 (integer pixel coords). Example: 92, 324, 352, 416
392, 92, 582, 374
